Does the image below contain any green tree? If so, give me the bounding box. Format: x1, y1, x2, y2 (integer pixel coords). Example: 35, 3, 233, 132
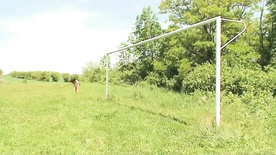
261, 0, 276, 67
114, 0, 264, 92
123, 6, 163, 81
61, 73, 71, 82
40, 71, 51, 82
51, 71, 61, 82
82, 61, 102, 82
157, 0, 262, 91
159, 0, 260, 64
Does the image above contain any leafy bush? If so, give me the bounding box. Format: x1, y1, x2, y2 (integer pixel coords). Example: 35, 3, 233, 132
182, 63, 215, 92
146, 72, 165, 86
40, 71, 51, 82
223, 42, 260, 70
61, 73, 71, 82
29, 72, 37, 80
9, 71, 77, 83
222, 66, 276, 96
0, 69, 3, 75
108, 70, 124, 85
51, 72, 61, 82
118, 68, 141, 85
181, 63, 276, 96
82, 62, 105, 82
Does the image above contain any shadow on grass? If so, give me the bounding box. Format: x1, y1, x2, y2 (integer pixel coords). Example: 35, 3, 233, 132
131, 106, 188, 125
111, 101, 188, 125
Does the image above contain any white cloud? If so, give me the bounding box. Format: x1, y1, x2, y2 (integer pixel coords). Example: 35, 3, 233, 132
0, 9, 131, 74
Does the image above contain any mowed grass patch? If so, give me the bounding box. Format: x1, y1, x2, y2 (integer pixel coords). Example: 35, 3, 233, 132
0, 75, 275, 154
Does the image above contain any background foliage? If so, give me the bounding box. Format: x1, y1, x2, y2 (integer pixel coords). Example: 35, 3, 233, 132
80, 0, 275, 97
9, 71, 77, 83
9, 1, 276, 97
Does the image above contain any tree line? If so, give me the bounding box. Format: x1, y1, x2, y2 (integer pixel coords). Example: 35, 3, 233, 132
9, 71, 80, 83
6, 0, 276, 97
81, 0, 276, 96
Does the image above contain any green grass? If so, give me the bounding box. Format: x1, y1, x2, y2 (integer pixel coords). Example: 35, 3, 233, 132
0, 75, 275, 154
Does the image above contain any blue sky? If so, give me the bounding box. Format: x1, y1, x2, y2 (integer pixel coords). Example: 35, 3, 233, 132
0, 0, 167, 74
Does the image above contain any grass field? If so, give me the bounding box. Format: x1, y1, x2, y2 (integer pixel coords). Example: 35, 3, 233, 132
0, 75, 275, 154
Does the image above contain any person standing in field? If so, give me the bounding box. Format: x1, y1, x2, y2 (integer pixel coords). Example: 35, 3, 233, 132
72, 78, 80, 93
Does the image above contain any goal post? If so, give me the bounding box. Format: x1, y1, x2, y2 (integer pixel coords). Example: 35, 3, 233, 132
215, 17, 221, 126
105, 16, 246, 126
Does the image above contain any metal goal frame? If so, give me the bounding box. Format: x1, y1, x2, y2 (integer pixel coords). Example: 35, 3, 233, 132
105, 16, 246, 126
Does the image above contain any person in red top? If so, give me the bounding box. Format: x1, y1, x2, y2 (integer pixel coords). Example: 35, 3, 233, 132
72, 78, 80, 93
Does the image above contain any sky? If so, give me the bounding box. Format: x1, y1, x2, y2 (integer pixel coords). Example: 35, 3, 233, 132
0, 0, 168, 74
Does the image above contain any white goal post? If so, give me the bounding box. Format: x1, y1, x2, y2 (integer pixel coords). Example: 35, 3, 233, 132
105, 16, 246, 126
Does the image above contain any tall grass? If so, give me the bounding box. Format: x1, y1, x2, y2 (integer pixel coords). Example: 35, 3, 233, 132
0, 75, 275, 154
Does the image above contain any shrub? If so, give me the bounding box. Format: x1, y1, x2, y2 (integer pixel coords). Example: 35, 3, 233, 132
61, 73, 71, 82
182, 63, 215, 93
146, 72, 164, 86
181, 63, 276, 96
51, 72, 61, 82
119, 69, 141, 85
71, 74, 80, 82
10, 71, 27, 79
40, 71, 51, 82
10, 71, 65, 83
222, 66, 276, 96
109, 70, 124, 85
82, 61, 102, 83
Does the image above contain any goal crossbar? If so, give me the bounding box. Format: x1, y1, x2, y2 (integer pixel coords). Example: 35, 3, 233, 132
107, 17, 218, 55
105, 16, 246, 126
